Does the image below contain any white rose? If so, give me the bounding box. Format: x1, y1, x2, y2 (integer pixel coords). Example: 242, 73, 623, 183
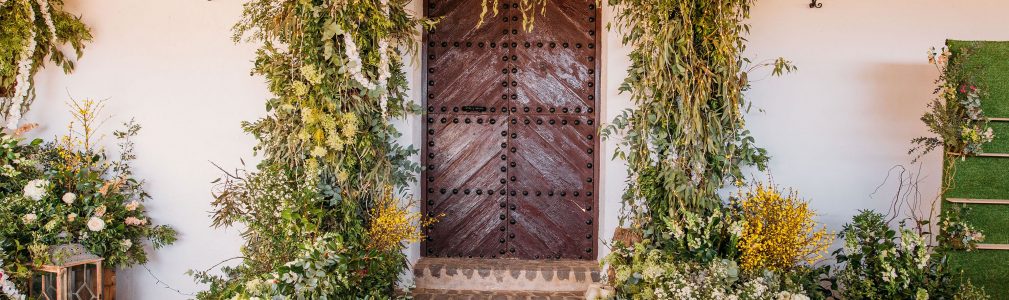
23, 179, 50, 201
121, 239, 133, 249
87, 217, 106, 232
62, 192, 77, 205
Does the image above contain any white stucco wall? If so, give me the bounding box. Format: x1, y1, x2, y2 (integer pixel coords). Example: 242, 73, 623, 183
22, 1, 1009, 299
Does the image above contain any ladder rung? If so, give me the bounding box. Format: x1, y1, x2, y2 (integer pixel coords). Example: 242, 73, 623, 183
977, 244, 1009, 250
990, 117, 1009, 122
978, 153, 1009, 158
946, 198, 1009, 205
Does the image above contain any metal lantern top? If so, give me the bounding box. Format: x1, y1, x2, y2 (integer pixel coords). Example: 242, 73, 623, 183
37, 244, 103, 273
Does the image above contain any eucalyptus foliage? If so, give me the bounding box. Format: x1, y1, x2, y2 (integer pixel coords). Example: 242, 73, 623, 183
602, 0, 793, 234
0, 0, 91, 129
196, 0, 433, 298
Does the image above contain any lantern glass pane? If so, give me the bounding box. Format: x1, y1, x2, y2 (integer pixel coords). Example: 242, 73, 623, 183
29, 272, 57, 300
68, 264, 99, 300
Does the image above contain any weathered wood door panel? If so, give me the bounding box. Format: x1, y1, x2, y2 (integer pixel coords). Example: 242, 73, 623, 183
512, 47, 595, 115
423, 0, 598, 260
427, 46, 509, 112
425, 114, 508, 258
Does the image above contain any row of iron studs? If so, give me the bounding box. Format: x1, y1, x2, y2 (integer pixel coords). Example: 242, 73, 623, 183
425, 116, 595, 126
427, 106, 595, 114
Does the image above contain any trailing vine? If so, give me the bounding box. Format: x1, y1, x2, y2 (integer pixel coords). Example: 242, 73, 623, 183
478, 0, 548, 31
0, 0, 91, 129
194, 0, 434, 298
602, 0, 794, 235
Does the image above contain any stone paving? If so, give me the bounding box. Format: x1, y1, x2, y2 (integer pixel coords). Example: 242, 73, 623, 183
412, 289, 585, 300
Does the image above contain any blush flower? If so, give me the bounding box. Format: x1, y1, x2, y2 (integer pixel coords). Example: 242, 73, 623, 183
124, 217, 147, 226
87, 217, 105, 232
125, 200, 139, 211
94, 205, 107, 217
62, 192, 77, 205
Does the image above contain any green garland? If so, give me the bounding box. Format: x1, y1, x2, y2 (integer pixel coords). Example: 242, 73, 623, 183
0, 0, 91, 129
602, 0, 793, 233
195, 0, 433, 298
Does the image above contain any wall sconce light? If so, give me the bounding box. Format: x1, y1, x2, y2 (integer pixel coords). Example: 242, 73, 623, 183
809, 0, 823, 8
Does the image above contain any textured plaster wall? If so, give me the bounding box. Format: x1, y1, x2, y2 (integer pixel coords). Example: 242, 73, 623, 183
22, 1, 1009, 298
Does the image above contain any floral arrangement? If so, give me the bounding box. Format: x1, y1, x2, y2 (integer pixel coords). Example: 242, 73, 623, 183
192, 0, 435, 298
735, 183, 832, 272
937, 204, 985, 251
605, 220, 828, 300
601, 1, 826, 299
829, 210, 987, 300
605, 183, 833, 299
0, 0, 91, 129
0, 99, 176, 294
912, 47, 993, 160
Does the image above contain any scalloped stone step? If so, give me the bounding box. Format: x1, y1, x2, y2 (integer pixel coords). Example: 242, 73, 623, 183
413, 258, 601, 292
412, 289, 585, 300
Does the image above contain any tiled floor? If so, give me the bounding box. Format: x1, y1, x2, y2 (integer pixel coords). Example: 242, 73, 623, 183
412, 289, 585, 300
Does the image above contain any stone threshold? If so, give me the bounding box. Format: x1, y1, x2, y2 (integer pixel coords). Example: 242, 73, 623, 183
413, 258, 601, 292
412, 288, 585, 300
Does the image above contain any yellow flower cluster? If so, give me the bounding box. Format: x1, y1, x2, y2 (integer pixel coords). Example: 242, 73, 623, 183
301, 108, 360, 176
366, 188, 438, 252
57, 98, 108, 173
735, 182, 832, 272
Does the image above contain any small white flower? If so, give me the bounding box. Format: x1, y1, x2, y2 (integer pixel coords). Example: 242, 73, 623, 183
23, 179, 50, 201
62, 192, 77, 205
121, 239, 133, 249
67, 213, 78, 222
22, 213, 37, 224
87, 217, 106, 232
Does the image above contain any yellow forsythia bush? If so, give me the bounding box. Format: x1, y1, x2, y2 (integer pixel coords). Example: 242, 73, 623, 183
735, 182, 832, 272
367, 188, 439, 252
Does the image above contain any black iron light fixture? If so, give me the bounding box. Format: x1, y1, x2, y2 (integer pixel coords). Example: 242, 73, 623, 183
810, 0, 823, 8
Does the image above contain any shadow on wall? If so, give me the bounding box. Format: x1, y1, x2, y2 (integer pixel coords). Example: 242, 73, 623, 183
861, 62, 944, 223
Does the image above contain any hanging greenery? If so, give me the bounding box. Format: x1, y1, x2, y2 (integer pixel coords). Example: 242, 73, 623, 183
478, 0, 548, 32
193, 0, 434, 298
601, 0, 794, 232
0, 0, 91, 129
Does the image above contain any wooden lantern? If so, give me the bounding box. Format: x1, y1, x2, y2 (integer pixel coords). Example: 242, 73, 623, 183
29, 244, 103, 300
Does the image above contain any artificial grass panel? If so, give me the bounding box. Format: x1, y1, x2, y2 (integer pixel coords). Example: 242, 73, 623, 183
947, 250, 1009, 300
945, 156, 1009, 200
944, 40, 1009, 298
948, 40, 1009, 117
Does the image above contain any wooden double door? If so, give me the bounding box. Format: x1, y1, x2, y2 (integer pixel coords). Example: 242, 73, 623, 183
422, 0, 600, 260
